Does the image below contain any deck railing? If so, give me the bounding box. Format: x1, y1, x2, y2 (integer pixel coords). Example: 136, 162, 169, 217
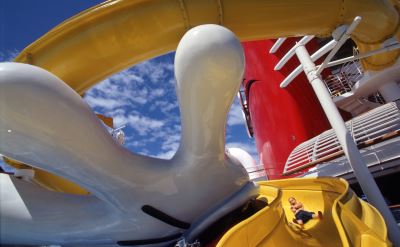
283, 101, 400, 176
323, 60, 363, 97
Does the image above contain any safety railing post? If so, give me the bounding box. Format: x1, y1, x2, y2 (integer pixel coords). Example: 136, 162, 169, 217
295, 44, 400, 246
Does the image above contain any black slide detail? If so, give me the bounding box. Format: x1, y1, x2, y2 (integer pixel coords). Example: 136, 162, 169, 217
141, 205, 191, 229
117, 233, 181, 246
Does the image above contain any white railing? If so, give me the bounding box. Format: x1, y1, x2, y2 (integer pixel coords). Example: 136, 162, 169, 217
246, 164, 268, 180
323, 60, 363, 97
283, 102, 400, 175
269, 37, 287, 54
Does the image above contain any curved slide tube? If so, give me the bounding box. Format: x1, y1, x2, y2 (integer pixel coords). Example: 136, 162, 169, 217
217, 177, 391, 247
14, 0, 399, 94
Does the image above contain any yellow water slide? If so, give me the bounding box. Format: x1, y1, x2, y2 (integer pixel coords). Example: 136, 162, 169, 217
14, 0, 399, 94
218, 178, 391, 247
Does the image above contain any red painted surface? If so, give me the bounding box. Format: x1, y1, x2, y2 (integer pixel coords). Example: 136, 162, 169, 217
242, 39, 330, 179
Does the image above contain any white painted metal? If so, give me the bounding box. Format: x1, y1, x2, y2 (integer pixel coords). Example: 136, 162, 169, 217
295, 44, 400, 246
284, 102, 400, 174
322, 42, 400, 69
112, 129, 125, 145
302, 139, 400, 181
323, 60, 363, 97
353, 65, 400, 98
228, 148, 266, 180
274, 35, 314, 70
0, 25, 253, 246
280, 40, 336, 88
280, 18, 400, 94
269, 37, 287, 54
315, 16, 362, 75
330, 63, 400, 114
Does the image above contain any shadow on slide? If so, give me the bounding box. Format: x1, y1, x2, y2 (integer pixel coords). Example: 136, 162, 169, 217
217, 177, 391, 247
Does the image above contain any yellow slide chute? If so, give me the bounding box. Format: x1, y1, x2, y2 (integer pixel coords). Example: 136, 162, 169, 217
14, 0, 399, 95
218, 178, 391, 247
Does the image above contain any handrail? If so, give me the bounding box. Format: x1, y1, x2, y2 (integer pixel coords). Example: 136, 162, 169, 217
269, 38, 287, 54
274, 35, 314, 70
280, 39, 336, 88
283, 102, 400, 175
323, 60, 363, 97
315, 17, 362, 75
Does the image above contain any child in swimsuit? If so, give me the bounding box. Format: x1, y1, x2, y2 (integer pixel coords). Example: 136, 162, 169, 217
288, 197, 322, 227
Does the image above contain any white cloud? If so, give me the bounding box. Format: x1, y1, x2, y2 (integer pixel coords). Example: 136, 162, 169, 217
84, 57, 177, 115
127, 115, 165, 136
85, 95, 126, 110
135, 60, 174, 84
110, 70, 145, 85
151, 100, 178, 114
227, 98, 246, 126
150, 88, 165, 98
113, 113, 129, 127
0, 50, 20, 62
161, 133, 180, 151
86, 72, 149, 109
83, 55, 179, 158
154, 149, 177, 160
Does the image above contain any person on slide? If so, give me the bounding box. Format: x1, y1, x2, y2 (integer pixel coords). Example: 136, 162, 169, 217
288, 197, 322, 227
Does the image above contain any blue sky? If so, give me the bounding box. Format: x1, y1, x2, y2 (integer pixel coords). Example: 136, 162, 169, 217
0, 0, 257, 170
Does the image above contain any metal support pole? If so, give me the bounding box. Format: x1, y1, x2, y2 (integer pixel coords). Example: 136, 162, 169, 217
295, 44, 400, 246
315, 16, 361, 75
321, 42, 400, 69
